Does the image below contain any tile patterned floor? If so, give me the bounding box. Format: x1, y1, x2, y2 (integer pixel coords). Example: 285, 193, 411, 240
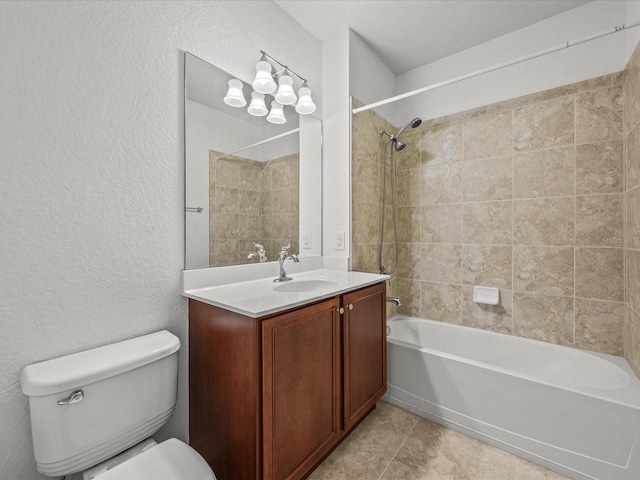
309, 401, 569, 480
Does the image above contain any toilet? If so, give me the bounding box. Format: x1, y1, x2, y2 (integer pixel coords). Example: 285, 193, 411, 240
20, 331, 216, 479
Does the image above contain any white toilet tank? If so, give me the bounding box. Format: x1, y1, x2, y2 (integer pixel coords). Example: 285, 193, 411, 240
20, 331, 181, 477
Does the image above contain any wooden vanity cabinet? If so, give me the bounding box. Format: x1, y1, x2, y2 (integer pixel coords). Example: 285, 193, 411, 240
189, 281, 386, 480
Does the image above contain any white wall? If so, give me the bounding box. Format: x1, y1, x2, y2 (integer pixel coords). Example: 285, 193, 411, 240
322, 28, 351, 264
393, 0, 628, 123
0, 1, 321, 479
626, 0, 640, 60
349, 30, 396, 122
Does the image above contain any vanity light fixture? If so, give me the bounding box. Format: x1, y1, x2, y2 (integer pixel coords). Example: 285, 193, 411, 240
252, 55, 277, 94
225, 50, 316, 121
267, 101, 286, 124
247, 91, 268, 116
295, 82, 316, 114
274, 71, 297, 105
223, 79, 246, 107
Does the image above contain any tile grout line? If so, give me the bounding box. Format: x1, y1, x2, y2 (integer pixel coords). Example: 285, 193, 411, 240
376, 416, 421, 480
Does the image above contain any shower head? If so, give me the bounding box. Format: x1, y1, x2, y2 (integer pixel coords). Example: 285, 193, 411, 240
380, 129, 407, 151
395, 117, 422, 139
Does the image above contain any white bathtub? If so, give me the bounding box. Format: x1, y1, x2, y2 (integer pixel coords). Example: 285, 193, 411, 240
383, 314, 640, 480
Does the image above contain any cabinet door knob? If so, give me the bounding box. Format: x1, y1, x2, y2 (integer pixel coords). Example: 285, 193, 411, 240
338, 307, 344, 314
348, 304, 353, 310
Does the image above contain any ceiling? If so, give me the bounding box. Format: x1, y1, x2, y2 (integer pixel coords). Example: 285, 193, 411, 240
275, 0, 593, 74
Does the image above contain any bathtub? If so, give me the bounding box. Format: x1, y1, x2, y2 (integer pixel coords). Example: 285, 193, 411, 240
383, 314, 640, 480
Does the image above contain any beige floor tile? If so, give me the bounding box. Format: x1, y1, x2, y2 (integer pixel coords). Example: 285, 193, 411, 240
312, 401, 568, 480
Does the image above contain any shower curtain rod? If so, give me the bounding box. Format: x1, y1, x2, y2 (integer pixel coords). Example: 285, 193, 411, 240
223, 127, 299, 158
352, 21, 640, 115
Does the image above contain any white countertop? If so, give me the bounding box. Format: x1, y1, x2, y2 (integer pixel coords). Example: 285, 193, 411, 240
183, 268, 389, 318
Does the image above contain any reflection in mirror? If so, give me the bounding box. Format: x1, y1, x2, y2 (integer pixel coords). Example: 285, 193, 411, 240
184, 52, 322, 269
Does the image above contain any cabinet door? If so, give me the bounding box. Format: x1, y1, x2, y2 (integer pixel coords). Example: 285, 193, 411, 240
262, 298, 342, 480
343, 282, 387, 432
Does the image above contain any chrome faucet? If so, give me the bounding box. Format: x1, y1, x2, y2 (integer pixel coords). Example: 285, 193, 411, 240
247, 243, 267, 263
274, 244, 299, 282
386, 296, 402, 306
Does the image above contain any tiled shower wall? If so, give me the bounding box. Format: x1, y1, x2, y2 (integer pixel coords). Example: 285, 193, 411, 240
352, 71, 627, 356
625, 42, 640, 377
209, 151, 299, 267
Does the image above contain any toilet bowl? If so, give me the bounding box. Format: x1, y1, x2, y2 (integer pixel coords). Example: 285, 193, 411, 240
21, 331, 215, 479
86, 438, 214, 480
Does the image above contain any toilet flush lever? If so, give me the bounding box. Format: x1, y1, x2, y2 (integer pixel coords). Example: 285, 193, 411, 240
58, 390, 84, 406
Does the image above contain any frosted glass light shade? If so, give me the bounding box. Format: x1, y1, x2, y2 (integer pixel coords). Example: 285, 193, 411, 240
267, 101, 286, 124
252, 61, 277, 94
295, 86, 316, 114
223, 79, 246, 107
274, 75, 297, 105
247, 91, 268, 117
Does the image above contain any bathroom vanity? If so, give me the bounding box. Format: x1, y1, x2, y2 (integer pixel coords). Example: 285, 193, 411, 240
185, 270, 387, 480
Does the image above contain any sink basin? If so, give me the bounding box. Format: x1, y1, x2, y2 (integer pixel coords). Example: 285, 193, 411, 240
273, 278, 340, 293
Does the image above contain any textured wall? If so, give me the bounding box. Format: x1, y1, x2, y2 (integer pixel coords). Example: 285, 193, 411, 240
0, 1, 321, 479
353, 71, 626, 356
624, 39, 640, 377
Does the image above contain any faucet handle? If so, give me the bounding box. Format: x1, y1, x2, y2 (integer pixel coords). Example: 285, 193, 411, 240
279, 244, 291, 255
253, 242, 265, 252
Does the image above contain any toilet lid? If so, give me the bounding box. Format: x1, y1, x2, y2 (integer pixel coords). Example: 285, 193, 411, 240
97, 438, 216, 480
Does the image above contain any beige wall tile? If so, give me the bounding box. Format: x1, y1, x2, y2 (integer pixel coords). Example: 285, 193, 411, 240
463, 201, 512, 244
627, 249, 640, 313
420, 244, 462, 284
420, 282, 462, 324
575, 194, 623, 247
216, 157, 239, 187
421, 204, 462, 243
513, 246, 574, 296
271, 158, 292, 189
513, 147, 574, 199
575, 298, 624, 355
576, 140, 623, 195
238, 160, 263, 191
214, 186, 239, 214
575, 85, 623, 144
397, 243, 422, 280
463, 111, 511, 161
540, 74, 612, 100
212, 213, 239, 239
627, 188, 640, 248
238, 189, 260, 215
463, 244, 512, 289
395, 278, 421, 317
513, 97, 574, 152
397, 206, 421, 243
353, 158, 379, 205
625, 42, 640, 132
421, 163, 463, 205
625, 306, 640, 379
513, 197, 574, 246
575, 247, 623, 302
397, 129, 422, 171
462, 287, 513, 334
512, 292, 574, 346
463, 156, 512, 202
420, 123, 462, 165
627, 125, 640, 191
397, 168, 421, 207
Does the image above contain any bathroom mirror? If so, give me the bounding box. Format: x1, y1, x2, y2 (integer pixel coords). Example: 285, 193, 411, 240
185, 52, 322, 269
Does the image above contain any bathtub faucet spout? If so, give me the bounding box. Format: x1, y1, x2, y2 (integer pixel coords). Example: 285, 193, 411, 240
386, 296, 402, 306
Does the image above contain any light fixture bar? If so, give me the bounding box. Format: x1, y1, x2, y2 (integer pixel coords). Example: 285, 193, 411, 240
260, 50, 308, 84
